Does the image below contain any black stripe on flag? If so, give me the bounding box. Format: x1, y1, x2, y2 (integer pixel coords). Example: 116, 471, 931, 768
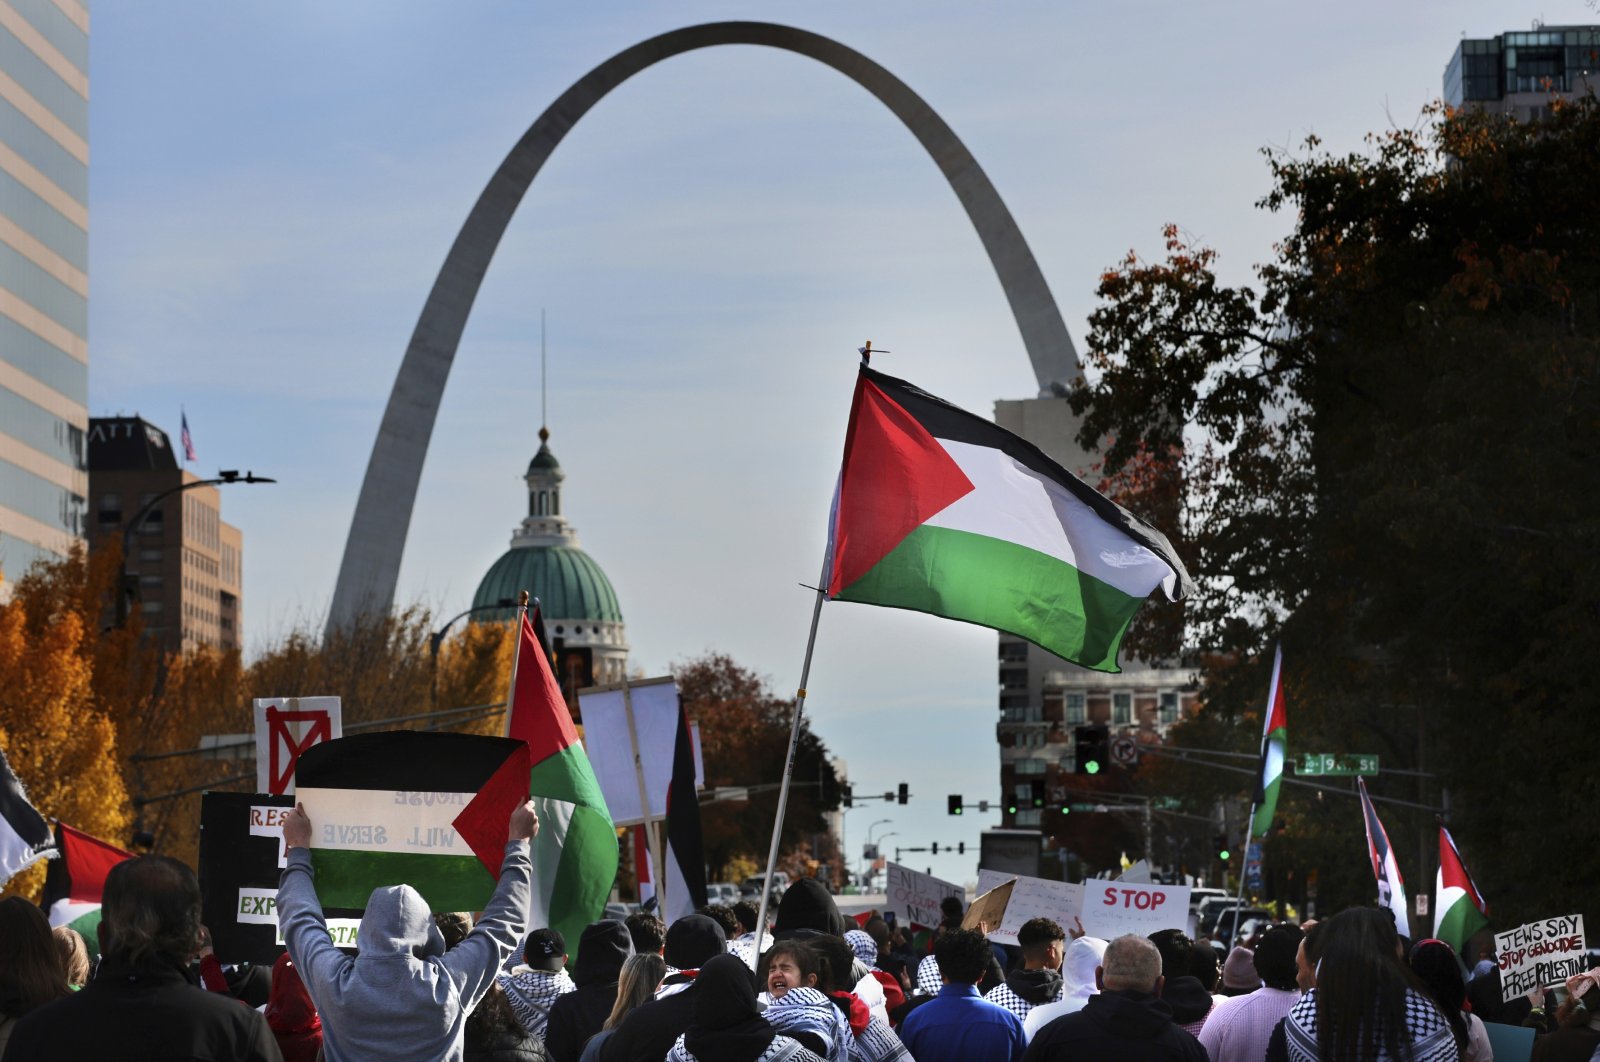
295, 731, 527, 792
0, 745, 52, 858
665, 704, 707, 910
861, 366, 1193, 600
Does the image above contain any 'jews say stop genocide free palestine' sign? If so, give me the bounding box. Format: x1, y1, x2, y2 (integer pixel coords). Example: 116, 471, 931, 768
1495, 915, 1586, 1002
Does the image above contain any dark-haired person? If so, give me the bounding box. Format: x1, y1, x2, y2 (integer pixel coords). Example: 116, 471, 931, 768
466, 982, 550, 1062
580, 953, 665, 1062
1198, 923, 1304, 1062
501, 928, 576, 1042
666, 953, 826, 1062
1149, 928, 1214, 1035
1408, 940, 1491, 1062
764, 939, 851, 1060
900, 927, 1026, 1062
0, 896, 71, 1057
1273, 906, 1458, 1062
806, 932, 911, 1062
597, 914, 727, 1062
1021, 935, 1108, 1041
544, 920, 635, 1062
985, 918, 1066, 1022
627, 912, 668, 963
3, 860, 281, 1062
1022, 933, 1205, 1062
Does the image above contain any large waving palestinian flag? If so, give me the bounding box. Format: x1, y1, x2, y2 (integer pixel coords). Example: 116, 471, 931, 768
826, 367, 1190, 672
1357, 776, 1409, 938
295, 731, 531, 911
42, 822, 133, 938
508, 607, 617, 962
1434, 824, 1488, 953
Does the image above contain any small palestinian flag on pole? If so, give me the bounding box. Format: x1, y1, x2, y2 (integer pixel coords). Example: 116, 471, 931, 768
1250, 645, 1288, 838
0, 745, 53, 886
1434, 823, 1489, 953
42, 822, 133, 939
825, 366, 1190, 673
295, 731, 531, 911
507, 600, 617, 960
1357, 776, 1410, 938
660, 701, 708, 923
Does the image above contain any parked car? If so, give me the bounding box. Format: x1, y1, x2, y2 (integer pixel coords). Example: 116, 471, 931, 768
706, 882, 741, 905
1212, 908, 1274, 947
1189, 887, 1228, 913
740, 871, 789, 904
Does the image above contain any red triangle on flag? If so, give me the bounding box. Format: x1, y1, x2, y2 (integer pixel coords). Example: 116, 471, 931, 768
827, 376, 974, 596
451, 742, 531, 878
507, 609, 578, 763
57, 823, 133, 903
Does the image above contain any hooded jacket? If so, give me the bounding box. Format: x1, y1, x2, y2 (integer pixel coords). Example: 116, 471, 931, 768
1160, 974, 1214, 1032
598, 916, 727, 1062
772, 881, 849, 939
277, 840, 532, 1062
1020, 989, 1208, 1062
544, 921, 633, 1062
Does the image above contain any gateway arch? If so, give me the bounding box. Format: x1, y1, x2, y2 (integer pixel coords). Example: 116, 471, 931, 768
328, 20, 1081, 631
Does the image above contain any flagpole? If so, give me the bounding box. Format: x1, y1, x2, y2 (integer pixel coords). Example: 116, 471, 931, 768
1227, 804, 1254, 944
503, 591, 530, 738
754, 571, 828, 946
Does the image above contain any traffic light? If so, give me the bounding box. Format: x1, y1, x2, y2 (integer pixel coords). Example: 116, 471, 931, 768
1030, 780, 1046, 809
841, 784, 853, 809
931, 842, 939, 855
1006, 797, 1019, 815
1074, 725, 1109, 775
948, 794, 963, 816
1214, 833, 1231, 861
897, 783, 909, 805
958, 841, 965, 855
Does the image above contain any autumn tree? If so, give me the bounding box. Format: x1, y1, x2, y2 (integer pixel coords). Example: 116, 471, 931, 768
1075, 98, 1600, 925
673, 652, 841, 884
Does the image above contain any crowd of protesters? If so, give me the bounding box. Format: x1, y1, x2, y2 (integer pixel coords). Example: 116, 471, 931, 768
2, 801, 1596, 1061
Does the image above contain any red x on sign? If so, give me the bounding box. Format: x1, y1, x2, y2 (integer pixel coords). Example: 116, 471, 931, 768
266, 705, 333, 795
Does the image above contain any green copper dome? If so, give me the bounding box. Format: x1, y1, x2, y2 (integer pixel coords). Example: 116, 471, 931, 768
471, 545, 623, 623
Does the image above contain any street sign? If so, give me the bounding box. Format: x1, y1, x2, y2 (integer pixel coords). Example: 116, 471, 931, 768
1110, 736, 1139, 766
1293, 752, 1379, 776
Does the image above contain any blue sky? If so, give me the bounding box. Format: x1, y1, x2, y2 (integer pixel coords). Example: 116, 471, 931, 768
89, 2, 1561, 885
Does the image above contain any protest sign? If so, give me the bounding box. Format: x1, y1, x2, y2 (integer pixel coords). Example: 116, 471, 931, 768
1496, 915, 1586, 1002
1078, 879, 1191, 940
253, 696, 341, 795
886, 862, 963, 928
976, 869, 1085, 946
578, 678, 679, 827
199, 791, 364, 964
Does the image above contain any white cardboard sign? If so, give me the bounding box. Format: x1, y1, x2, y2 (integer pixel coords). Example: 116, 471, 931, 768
886, 862, 963, 928
1078, 879, 1191, 940
253, 697, 341, 796
1495, 915, 1585, 1002
975, 869, 1085, 946
579, 678, 680, 827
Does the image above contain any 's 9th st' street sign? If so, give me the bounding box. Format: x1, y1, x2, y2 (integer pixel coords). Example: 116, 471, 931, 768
1294, 753, 1379, 776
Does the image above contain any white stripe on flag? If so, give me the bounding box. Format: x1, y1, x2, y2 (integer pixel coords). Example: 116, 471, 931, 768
296, 787, 475, 854
528, 796, 576, 928
926, 439, 1178, 598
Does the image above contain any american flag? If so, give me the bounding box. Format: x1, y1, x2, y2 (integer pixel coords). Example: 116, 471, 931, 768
180, 411, 196, 462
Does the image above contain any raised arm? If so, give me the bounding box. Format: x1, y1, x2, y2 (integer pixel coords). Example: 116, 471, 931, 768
440, 799, 539, 1007
276, 802, 351, 993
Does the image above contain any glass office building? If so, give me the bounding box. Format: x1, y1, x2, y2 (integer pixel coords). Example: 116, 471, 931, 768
0, 0, 87, 584
1445, 26, 1600, 120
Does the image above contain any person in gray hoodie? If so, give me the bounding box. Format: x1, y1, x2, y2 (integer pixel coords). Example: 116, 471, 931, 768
277, 799, 538, 1062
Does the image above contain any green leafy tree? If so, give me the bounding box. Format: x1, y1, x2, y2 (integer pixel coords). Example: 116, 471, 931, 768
1075, 99, 1600, 926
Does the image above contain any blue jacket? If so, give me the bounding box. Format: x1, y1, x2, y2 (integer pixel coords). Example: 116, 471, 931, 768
899, 983, 1027, 1062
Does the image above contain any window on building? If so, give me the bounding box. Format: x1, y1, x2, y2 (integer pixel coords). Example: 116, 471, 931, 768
1014, 809, 1042, 827
1113, 693, 1132, 725
1159, 692, 1179, 724
1065, 692, 1086, 725
1014, 758, 1046, 776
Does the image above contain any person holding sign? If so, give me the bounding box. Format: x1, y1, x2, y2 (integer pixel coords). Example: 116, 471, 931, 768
276, 799, 539, 1062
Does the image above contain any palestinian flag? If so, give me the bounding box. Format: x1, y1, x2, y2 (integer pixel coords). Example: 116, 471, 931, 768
507, 607, 617, 960
1434, 824, 1488, 953
661, 701, 708, 922
1357, 777, 1409, 938
295, 731, 531, 911
825, 367, 1190, 673
0, 745, 53, 885
42, 822, 133, 939
1250, 645, 1288, 838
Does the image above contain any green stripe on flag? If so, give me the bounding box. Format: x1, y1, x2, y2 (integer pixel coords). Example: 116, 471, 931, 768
835, 524, 1145, 673
309, 849, 495, 912
1435, 887, 1489, 953
530, 743, 607, 810
543, 803, 619, 963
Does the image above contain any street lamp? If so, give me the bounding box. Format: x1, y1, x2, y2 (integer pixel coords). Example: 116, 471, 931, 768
429, 598, 517, 707
117, 470, 276, 626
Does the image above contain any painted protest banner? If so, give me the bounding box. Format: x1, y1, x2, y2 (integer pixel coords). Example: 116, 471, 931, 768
976, 868, 1086, 946
578, 678, 679, 827
199, 792, 363, 964
886, 862, 963, 928
253, 696, 341, 795
1079, 879, 1191, 940
1496, 914, 1586, 1002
